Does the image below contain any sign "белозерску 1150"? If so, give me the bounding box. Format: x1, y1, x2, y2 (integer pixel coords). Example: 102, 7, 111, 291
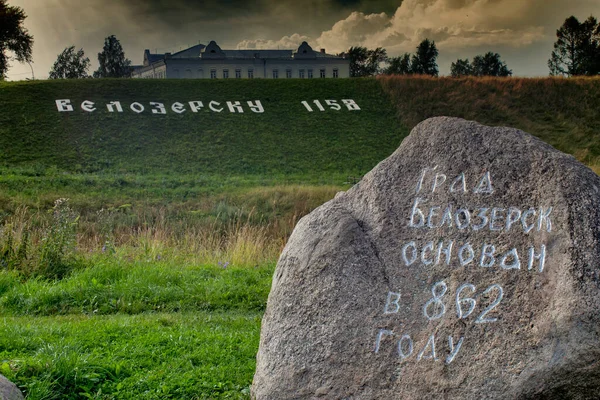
55, 99, 361, 114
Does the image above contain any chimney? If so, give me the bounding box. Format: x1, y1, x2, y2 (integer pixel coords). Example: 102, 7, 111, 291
320, 48, 326, 54
165, 53, 172, 59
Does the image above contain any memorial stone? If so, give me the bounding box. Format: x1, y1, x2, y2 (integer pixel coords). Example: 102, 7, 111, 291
252, 117, 600, 399
0, 375, 23, 400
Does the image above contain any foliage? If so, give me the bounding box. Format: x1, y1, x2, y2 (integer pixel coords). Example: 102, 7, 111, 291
0, 199, 80, 279
410, 39, 439, 76
38, 198, 80, 279
49, 46, 90, 79
472, 52, 512, 77
450, 58, 473, 77
384, 53, 411, 75
382, 39, 438, 76
549, 15, 600, 76
0, 0, 33, 79
94, 35, 132, 78
347, 46, 388, 77
0, 207, 29, 272
450, 53, 511, 77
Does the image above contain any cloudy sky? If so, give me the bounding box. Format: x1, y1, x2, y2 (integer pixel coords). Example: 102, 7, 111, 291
6, 0, 600, 80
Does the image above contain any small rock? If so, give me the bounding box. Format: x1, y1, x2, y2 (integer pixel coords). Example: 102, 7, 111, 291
0, 375, 24, 400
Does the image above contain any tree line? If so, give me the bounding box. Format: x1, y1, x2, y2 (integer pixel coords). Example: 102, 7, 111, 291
0, 0, 131, 79
1, 0, 599, 79
345, 15, 600, 78
344, 39, 512, 78
48, 36, 132, 79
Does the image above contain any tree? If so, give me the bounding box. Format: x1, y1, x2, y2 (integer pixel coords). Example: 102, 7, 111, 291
450, 53, 511, 77
368, 47, 387, 75
94, 35, 132, 78
450, 58, 473, 77
548, 15, 600, 76
0, 0, 33, 79
347, 46, 368, 77
472, 52, 512, 76
347, 46, 388, 77
410, 39, 438, 76
49, 46, 90, 79
384, 53, 412, 75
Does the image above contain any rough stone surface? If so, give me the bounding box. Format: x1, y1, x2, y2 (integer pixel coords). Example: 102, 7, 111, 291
252, 117, 600, 399
0, 375, 23, 400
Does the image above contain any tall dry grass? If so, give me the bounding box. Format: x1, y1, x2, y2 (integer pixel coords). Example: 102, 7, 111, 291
378, 75, 600, 173
0, 185, 341, 275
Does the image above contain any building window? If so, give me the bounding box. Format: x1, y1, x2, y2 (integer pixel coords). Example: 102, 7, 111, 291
223, 69, 229, 79
198, 69, 204, 79
299, 69, 305, 79
235, 69, 241, 78
272, 69, 279, 79
248, 69, 254, 79
286, 69, 292, 78
308, 69, 313, 79
210, 69, 217, 79
320, 69, 326, 78
333, 68, 339, 78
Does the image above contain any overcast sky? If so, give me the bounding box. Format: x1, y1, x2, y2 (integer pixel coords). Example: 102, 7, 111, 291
5, 0, 600, 80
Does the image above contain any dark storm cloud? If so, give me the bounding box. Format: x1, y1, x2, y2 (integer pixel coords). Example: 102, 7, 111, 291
333, 0, 403, 13
7, 0, 401, 79
120, 0, 401, 19
121, 0, 263, 26
108, 0, 404, 41
6, 0, 600, 79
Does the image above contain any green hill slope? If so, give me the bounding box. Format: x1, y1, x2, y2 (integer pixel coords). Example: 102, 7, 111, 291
379, 75, 600, 173
0, 79, 406, 176
2, 76, 600, 178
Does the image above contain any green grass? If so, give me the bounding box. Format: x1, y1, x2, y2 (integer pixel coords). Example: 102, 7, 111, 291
0, 259, 274, 316
0, 260, 273, 399
0, 311, 261, 399
2, 76, 600, 398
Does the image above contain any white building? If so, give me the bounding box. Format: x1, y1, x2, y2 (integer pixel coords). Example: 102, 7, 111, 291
132, 41, 350, 79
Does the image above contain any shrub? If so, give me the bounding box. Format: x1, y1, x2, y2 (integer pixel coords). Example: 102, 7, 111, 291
37, 198, 80, 279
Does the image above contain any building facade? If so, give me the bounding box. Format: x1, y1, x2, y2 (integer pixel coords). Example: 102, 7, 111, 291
132, 41, 350, 79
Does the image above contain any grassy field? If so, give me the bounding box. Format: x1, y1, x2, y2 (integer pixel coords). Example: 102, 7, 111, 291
0, 260, 270, 399
0, 78, 405, 399
1, 76, 599, 399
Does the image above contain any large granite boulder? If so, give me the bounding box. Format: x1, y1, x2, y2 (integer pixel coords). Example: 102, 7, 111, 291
252, 117, 600, 399
0, 375, 23, 400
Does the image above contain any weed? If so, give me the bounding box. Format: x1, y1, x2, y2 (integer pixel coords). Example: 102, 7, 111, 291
37, 199, 80, 279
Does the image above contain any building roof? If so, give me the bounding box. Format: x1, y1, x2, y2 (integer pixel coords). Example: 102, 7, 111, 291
172, 44, 206, 58
142, 41, 344, 64
148, 53, 165, 64
223, 50, 293, 59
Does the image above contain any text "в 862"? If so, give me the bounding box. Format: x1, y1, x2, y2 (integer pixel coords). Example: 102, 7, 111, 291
384, 281, 504, 324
